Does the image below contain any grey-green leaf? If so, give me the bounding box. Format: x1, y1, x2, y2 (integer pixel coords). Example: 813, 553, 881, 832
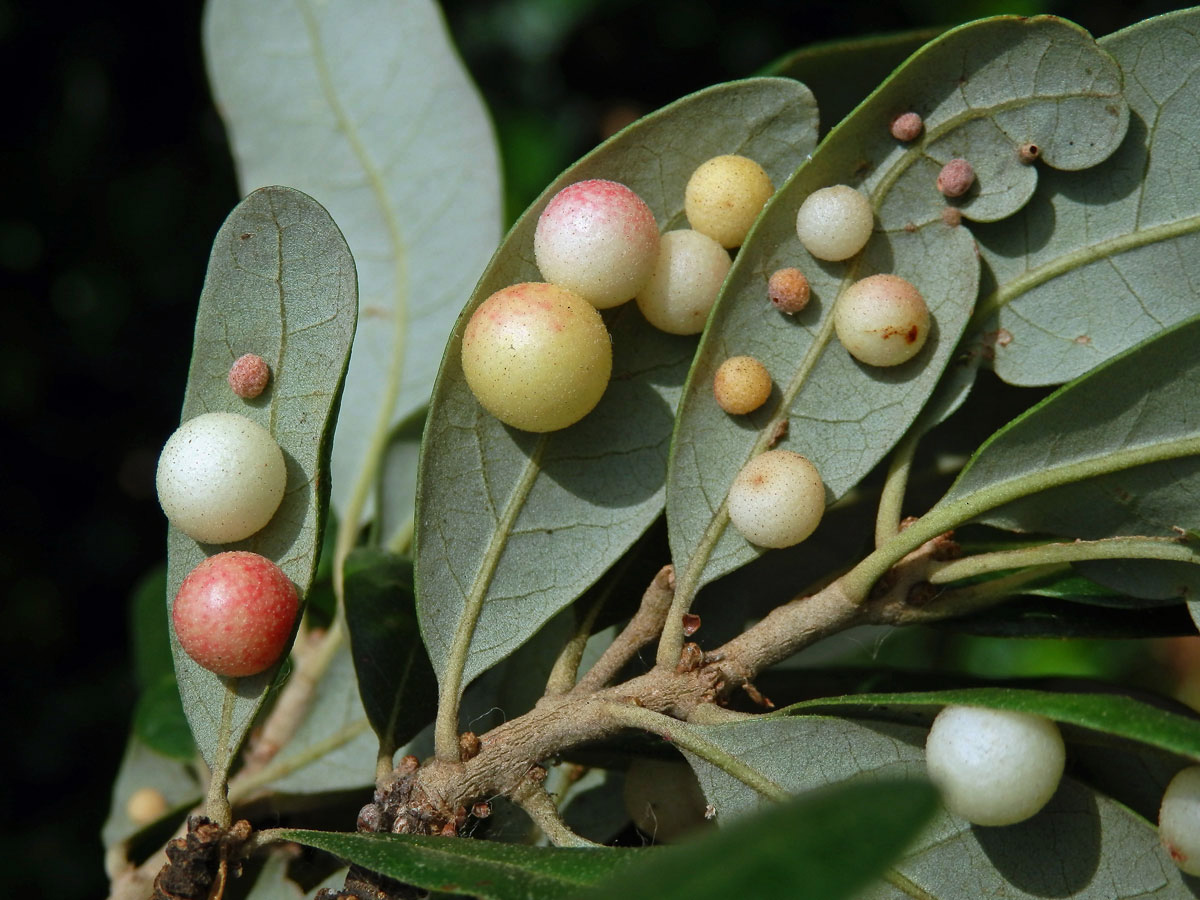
167, 185, 357, 772
277, 829, 644, 900
247, 639, 377, 796
204, 0, 502, 524
102, 736, 202, 855
929, 316, 1200, 602
344, 548, 437, 756
670, 17, 1129, 601
416, 79, 818, 701
975, 8, 1200, 386
685, 715, 1194, 898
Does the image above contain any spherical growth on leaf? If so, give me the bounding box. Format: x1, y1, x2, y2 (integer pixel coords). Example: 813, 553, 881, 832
635, 229, 732, 334
890, 111, 924, 142
833, 274, 930, 367
533, 179, 660, 309
925, 705, 1065, 826
767, 267, 810, 314
684, 154, 775, 249
937, 158, 975, 198
461, 282, 612, 432
623, 758, 712, 843
228, 353, 271, 399
126, 787, 169, 825
173, 550, 300, 678
795, 185, 874, 261
156, 412, 287, 544
1160, 765, 1200, 875
727, 450, 825, 549
713, 355, 772, 415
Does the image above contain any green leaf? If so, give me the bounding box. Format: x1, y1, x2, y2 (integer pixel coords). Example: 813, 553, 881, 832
685, 715, 1194, 898
931, 316, 1200, 599
763, 27, 946, 136
133, 675, 195, 761
945, 597, 1197, 639
344, 548, 437, 756
415, 79, 818, 703
204, 0, 502, 525
668, 16, 1128, 604
167, 185, 357, 773
576, 780, 938, 900
131, 564, 171, 689
276, 829, 645, 900
781, 687, 1200, 760
975, 7, 1200, 387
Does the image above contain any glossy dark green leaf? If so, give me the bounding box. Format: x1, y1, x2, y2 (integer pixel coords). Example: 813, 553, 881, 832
945, 597, 1197, 639
669, 16, 1128, 604
781, 687, 1200, 760
685, 715, 1194, 898
166, 186, 357, 772
344, 548, 437, 756
576, 780, 937, 900
205, 0, 502, 524
416, 79, 818, 703
276, 829, 645, 900
764, 27, 946, 136
975, 8, 1200, 387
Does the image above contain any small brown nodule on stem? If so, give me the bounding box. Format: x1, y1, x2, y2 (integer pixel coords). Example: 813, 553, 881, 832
682, 613, 701, 636
459, 731, 482, 762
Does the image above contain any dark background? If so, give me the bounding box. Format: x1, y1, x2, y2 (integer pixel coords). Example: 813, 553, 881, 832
1, 0, 1190, 895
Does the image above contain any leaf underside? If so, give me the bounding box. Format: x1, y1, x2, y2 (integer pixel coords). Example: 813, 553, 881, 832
204, 0, 502, 522
167, 186, 357, 771
667, 16, 1128, 601
415, 78, 819, 698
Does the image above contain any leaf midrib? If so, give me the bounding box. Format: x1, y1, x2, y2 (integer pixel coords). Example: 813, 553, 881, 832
434, 435, 548, 756
297, 0, 410, 534
971, 213, 1200, 328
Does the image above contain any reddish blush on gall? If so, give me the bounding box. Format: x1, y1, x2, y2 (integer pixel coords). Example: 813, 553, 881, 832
173, 551, 300, 678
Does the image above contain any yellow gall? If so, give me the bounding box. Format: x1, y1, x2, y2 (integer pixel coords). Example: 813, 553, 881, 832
713, 356, 772, 415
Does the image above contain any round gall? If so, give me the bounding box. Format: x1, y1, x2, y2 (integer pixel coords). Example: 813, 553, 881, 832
925, 706, 1065, 826
684, 155, 775, 249
461, 282, 612, 432
156, 412, 287, 544
636, 229, 731, 335
727, 450, 825, 549
713, 356, 772, 415
833, 274, 930, 367
534, 179, 659, 309
795, 185, 874, 261
173, 551, 300, 678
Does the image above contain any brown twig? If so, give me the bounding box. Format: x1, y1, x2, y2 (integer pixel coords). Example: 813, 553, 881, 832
573, 564, 675, 694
